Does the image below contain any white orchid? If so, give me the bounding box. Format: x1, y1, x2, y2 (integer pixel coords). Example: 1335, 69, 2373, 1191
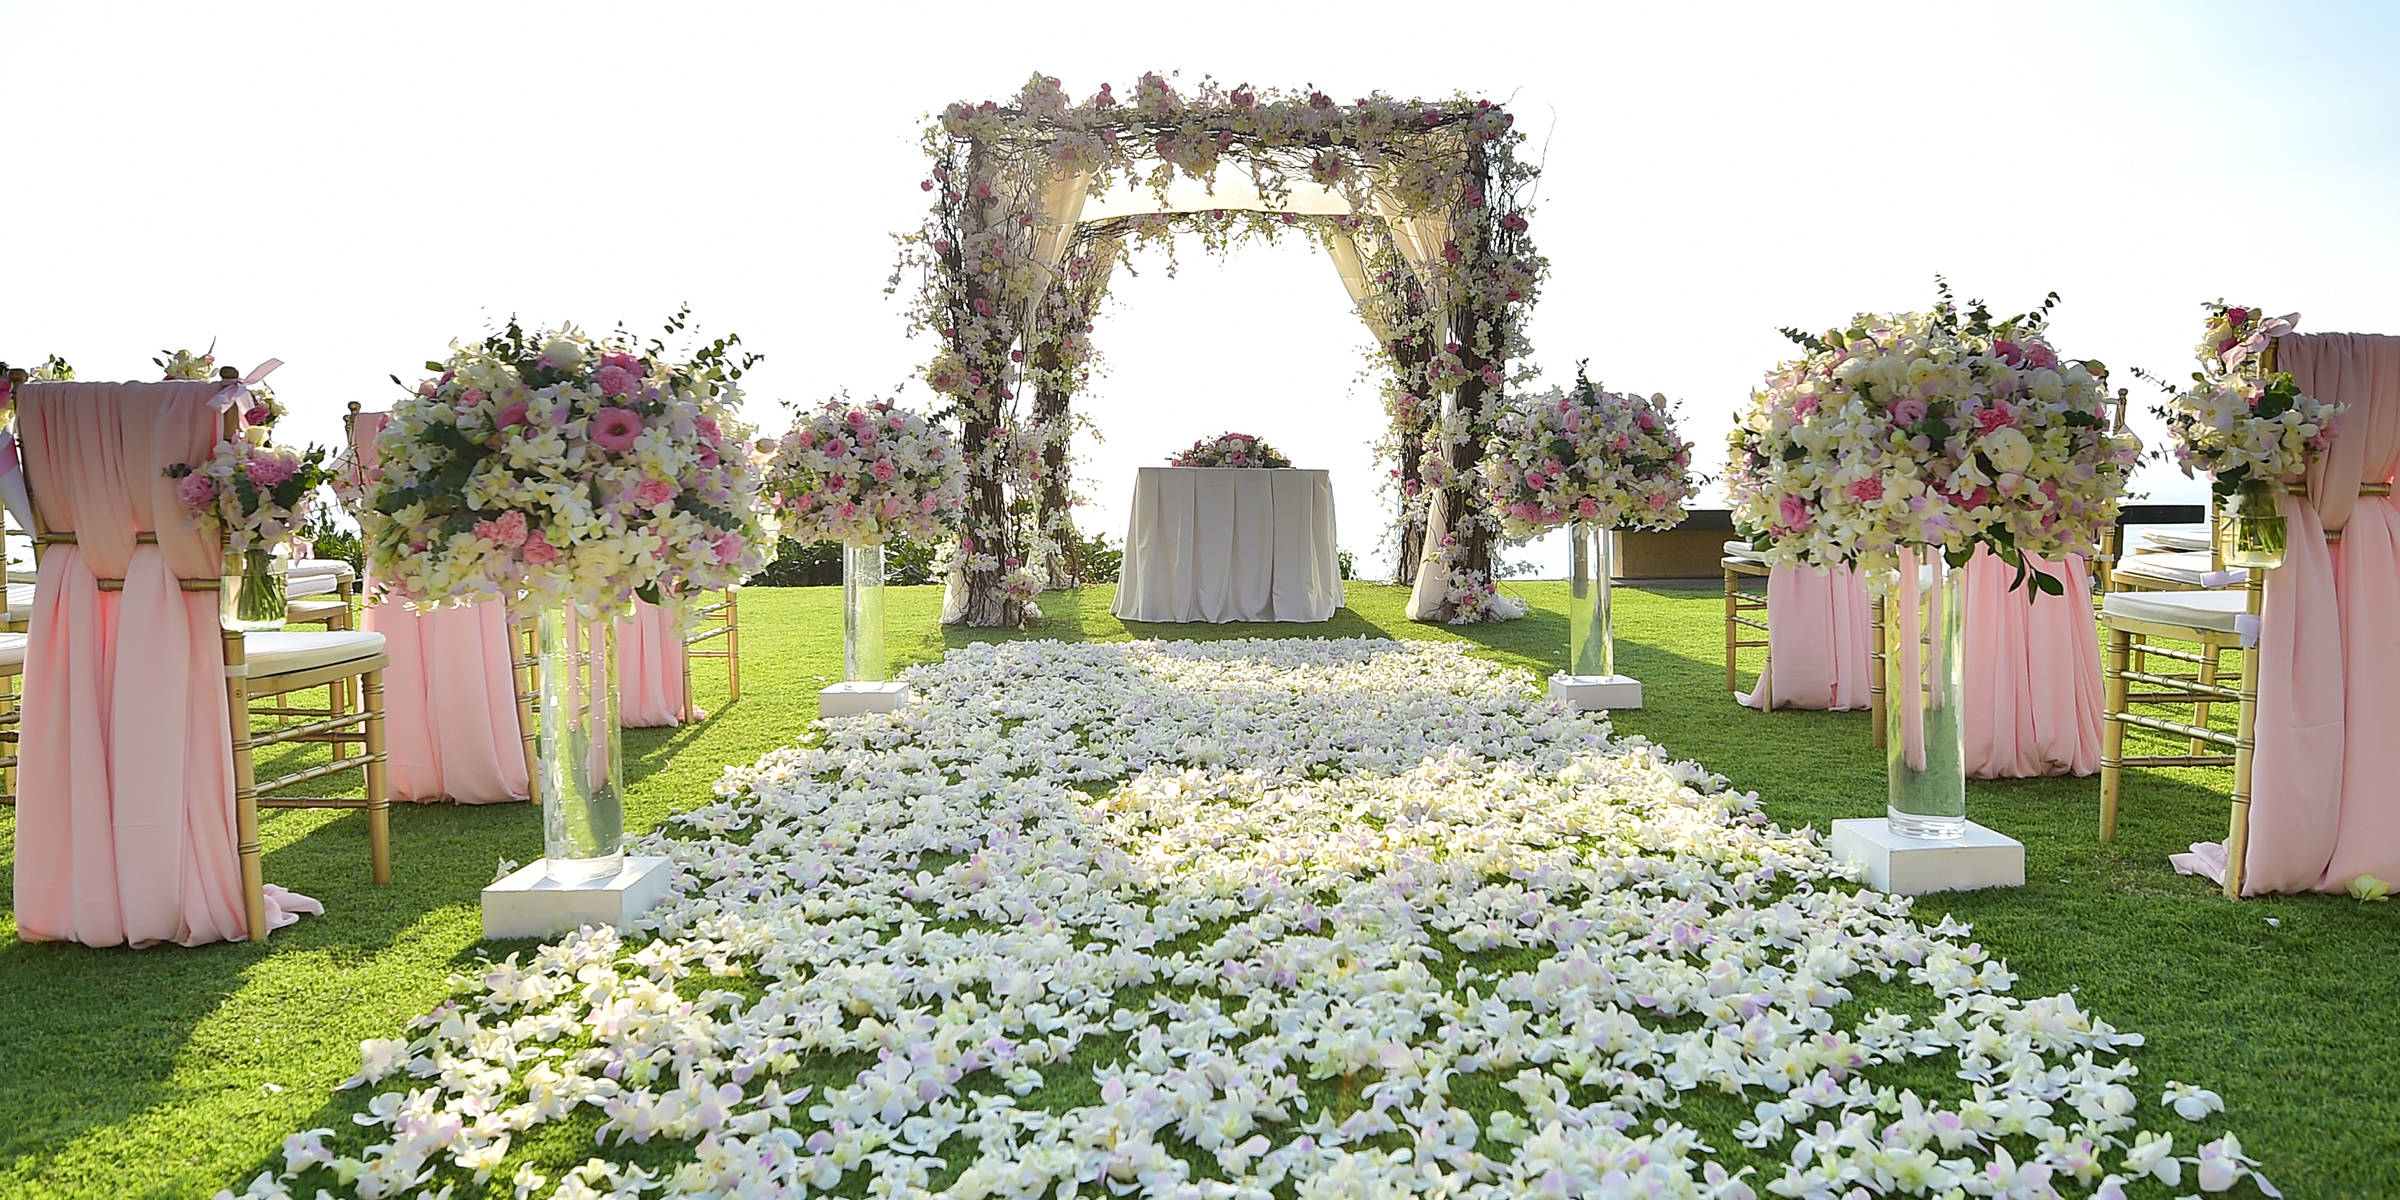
2162, 1081, 2227, 1122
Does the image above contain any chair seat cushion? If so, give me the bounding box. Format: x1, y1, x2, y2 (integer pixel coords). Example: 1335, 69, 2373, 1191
2115, 551, 2243, 588
2102, 589, 2250, 634
286, 597, 350, 619
2137, 527, 2213, 553
1722, 540, 1766, 562
288, 558, 356, 579
0, 631, 23, 669
241, 630, 386, 677
4, 581, 30, 618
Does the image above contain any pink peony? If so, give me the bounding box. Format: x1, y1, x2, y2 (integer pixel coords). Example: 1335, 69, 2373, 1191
1576, 497, 1601, 518
710, 532, 743, 565
633, 479, 677, 508
496, 401, 531, 430
175, 472, 216, 506
520, 530, 559, 565
590, 407, 643, 452
599, 351, 645, 377
695, 415, 721, 442
870, 459, 897, 483
244, 455, 298, 487
594, 364, 638, 398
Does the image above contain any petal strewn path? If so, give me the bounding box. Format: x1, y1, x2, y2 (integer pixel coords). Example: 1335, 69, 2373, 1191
232, 639, 2270, 1199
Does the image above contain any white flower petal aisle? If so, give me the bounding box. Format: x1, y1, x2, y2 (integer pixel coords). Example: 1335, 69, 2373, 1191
237, 640, 2273, 1200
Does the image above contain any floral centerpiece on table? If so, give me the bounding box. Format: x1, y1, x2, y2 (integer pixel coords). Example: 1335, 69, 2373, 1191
167, 439, 335, 627
1168, 432, 1291, 469
2153, 303, 2342, 566
361, 319, 769, 615
765, 396, 968, 547
1727, 290, 2140, 592
1481, 367, 1696, 540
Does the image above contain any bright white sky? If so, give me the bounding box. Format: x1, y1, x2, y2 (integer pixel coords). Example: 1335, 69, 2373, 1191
6, 1, 2394, 580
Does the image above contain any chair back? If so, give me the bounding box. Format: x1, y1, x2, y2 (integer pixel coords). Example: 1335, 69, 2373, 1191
17, 380, 238, 584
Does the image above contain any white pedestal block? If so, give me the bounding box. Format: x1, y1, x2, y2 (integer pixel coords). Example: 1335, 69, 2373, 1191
482, 856, 674, 940
820, 681, 911, 717
1831, 818, 2024, 895
1548, 674, 1643, 711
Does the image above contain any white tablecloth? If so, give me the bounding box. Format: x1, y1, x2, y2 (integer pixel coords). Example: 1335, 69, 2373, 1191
1113, 467, 1341, 623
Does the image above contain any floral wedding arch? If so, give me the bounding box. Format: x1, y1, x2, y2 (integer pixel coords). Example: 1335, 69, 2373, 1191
892, 72, 1546, 626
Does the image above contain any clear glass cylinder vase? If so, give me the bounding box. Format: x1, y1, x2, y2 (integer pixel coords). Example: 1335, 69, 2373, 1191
2217, 480, 2288, 570
844, 543, 887, 682
1883, 546, 1966, 839
535, 607, 625, 883
220, 544, 290, 631
1567, 520, 1614, 678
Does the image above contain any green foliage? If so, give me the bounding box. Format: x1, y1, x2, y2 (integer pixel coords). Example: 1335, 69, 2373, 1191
746, 536, 944, 587
1338, 549, 1356, 580
299, 518, 364, 574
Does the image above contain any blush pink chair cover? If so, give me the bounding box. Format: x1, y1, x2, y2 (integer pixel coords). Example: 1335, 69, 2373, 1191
1741, 553, 2101, 779
616, 601, 696, 727
1961, 549, 2103, 778
1739, 565, 1874, 712
2175, 333, 2400, 894
13, 382, 321, 946
352, 412, 530, 804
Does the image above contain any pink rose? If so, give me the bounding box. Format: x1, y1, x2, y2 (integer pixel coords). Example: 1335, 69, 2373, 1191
2024, 342, 2059, 370
594, 365, 638, 398
1888, 398, 1928, 426
870, 459, 897, 483
825, 438, 849, 458
634, 479, 677, 508
590, 407, 643, 452
497, 401, 531, 430
1525, 471, 1547, 490
1975, 404, 2015, 433
1576, 497, 1600, 518
461, 387, 488, 406
175, 472, 216, 506
1647, 492, 1672, 511
1635, 410, 1657, 431
599, 351, 645, 377
695, 415, 721, 442
1777, 494, 1814, 531
473, 510, 529, 548
882, 497, 907, 518
521, 530, 560, 565
698, 445, 720, 468
244, 405, 273, 426
710, 532, 743, 565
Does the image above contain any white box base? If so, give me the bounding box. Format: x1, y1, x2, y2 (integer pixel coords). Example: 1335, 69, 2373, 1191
1831, 818, 2024, 895
820, 681, 911, 717
1549, 673, 1643, 711
482, 855, 674, 940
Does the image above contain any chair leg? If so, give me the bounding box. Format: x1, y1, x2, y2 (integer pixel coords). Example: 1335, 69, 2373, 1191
725, 591, 740, 703
1869, 593, 1887, 749
363, 666, 390, 885
224, 632, 269, 941
1723, 568, 1739, 693
2100, 625, 2130, 842
2225, 581, 2265, 899
516, 618, 540, 798
2192, 635, 2221, 757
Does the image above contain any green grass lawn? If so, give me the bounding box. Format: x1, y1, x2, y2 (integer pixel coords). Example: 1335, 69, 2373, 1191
0, 581, 2394, 1198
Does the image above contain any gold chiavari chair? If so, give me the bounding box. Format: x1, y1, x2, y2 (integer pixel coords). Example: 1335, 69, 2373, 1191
1722, 541, 1770, 697
17, 379, 394, 933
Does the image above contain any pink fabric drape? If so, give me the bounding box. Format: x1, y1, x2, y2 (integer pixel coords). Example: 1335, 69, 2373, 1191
1740, 565, 1873, 711
1961, 549, 2103, 779
2185, 334, 2400, 894
616, 600, 696, 727
13, 382, 320, 946
351, 411, 530, 804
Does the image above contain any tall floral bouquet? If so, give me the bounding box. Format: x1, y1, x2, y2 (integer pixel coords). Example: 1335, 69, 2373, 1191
1727, 291, 2139, 590
1481, 368, 1695, 540
361, 320, 769, 614
766, 397, 967, 547
167, 439, 332, 554
1168, 432, 1291, 469
2155, 304, 2340, 492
